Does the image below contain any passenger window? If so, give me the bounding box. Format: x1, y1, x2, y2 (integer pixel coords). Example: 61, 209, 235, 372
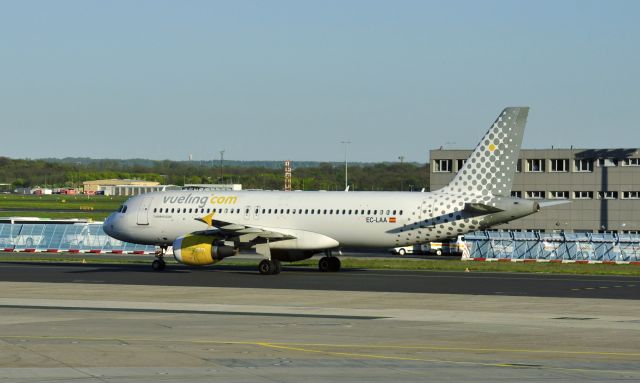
226, 208, 229, 213
262, 209, 265, 214
171, 208, 174, 213
393, 210, 396, 215
361, 210, 365, 215
206, 208, 210, 213
399, 210, 403, 215
311, 209, 314, 214
280, 209, 284, 214
373, 210, 377, 215
349, 210, 352, 215
218, 209, 222, 213
292, 209, 296, 215
268, 209, 272, 214
188, 208, 192, 213
386, 210, 390, 215
367, 210, 371, 215
342, 209, 346, 214
324, 209, 327, 214
286, 209, 290, 214
305, 209, 309, 214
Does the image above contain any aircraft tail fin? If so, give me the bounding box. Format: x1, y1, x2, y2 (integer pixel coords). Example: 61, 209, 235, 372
444, 107, 529, 197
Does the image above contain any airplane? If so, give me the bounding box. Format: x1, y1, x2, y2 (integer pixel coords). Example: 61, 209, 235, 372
104, 107, 560, 274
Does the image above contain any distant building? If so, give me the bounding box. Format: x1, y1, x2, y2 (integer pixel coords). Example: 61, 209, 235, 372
182, 184, 243, 191
83, 179, 160, 194
430, 148, 640, 234
83, 179, 180, 196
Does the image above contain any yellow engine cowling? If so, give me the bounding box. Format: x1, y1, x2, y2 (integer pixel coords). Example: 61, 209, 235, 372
172, 234, 238, 266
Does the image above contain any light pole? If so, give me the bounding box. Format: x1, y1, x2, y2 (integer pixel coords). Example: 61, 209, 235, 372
219, 150, 225, 184
340, 141, 351, 190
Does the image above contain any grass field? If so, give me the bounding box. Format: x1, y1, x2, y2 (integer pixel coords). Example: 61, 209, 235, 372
0, 194, 128, 220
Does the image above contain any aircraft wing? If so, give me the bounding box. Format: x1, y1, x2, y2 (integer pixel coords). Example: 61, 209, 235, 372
464, 203, 504, 214
537, 199, 572, 209
194, 213, 296, 244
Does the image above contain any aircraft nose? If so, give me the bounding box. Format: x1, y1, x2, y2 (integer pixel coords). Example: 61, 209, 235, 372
103, 214, 117, 238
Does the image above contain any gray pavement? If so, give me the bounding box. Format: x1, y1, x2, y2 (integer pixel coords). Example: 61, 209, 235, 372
0, 282, 639, 382
0, 260, 638, 299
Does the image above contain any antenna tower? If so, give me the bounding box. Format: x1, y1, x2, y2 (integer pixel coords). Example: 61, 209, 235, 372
284, 160, 292, 191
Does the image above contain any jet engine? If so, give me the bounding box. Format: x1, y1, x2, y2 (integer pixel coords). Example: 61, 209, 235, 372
173, 234, 238, 266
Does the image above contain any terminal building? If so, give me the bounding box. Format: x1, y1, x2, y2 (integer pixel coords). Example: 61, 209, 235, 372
430, 148, 640, 234
82, 179, 178, 196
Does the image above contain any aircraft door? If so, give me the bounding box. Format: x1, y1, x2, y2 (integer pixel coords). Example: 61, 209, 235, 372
136, 197, 153, 225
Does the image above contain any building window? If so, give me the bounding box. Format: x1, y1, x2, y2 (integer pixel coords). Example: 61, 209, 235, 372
573, 191, 594, 199
622, 191, 640, 199
598, 191, 618, 199
549, 191, 569, 199
456, 159, 466, 171
598, 158, 618, 167
511, 191, 522, 198
574, 159, 594, 172
622, 158, 640, 166
525, 191, 545, 199
434, 159, 452, 172
526, 159, 545, 172
550, 159, 569, 172
516, 159, 522, 173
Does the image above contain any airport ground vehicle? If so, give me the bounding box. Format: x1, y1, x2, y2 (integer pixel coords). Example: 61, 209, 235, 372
391, 236, 466, 256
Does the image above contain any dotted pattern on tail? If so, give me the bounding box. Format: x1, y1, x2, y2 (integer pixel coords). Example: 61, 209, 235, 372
394, 107, 529, 246
444, 107, 529, 197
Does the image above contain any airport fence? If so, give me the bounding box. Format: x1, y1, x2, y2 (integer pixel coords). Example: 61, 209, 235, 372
463, 231, 640, 263
0, 223, 156, 254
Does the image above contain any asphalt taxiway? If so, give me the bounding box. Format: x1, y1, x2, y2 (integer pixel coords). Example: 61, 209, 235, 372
1, 260, 639, 382
0, 282, 639, 382
0, 261, 638, 299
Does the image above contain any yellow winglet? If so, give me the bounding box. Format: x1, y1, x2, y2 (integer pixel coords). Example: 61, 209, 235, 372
197, 211, 215, 227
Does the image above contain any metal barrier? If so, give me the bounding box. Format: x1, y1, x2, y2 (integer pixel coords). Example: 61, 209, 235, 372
0, 223, 155, 254
463, 231, 640, 263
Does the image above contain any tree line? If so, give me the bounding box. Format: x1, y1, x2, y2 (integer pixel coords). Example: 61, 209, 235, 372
0, 157, 430, 192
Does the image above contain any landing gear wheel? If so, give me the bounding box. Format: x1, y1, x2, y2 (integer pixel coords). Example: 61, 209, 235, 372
398, 248, 406, 256
152, 259, 166, 271
318, 256, 331, 272
258, 259, 280, 275
328, 257, 341, 272
273, 260, 282, 274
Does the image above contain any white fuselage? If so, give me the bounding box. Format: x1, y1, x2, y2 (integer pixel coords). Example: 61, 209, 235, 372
103, 189, 537, 251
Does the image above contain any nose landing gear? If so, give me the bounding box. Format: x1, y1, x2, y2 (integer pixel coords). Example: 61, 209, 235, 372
152, 245, 167, 271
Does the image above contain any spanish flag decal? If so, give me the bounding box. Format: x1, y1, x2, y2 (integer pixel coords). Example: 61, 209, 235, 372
389, 217, 397, 223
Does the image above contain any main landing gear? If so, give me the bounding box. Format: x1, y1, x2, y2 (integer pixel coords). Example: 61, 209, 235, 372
152, 245, 167, 271
258, 259, 282, 275
318, 251, 341, 272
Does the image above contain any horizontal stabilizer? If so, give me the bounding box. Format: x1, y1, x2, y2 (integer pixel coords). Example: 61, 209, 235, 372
537, 199, 572, 209
464, 203, 504, 214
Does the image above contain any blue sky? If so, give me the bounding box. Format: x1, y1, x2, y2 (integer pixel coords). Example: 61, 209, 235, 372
1, 0, 638, 163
